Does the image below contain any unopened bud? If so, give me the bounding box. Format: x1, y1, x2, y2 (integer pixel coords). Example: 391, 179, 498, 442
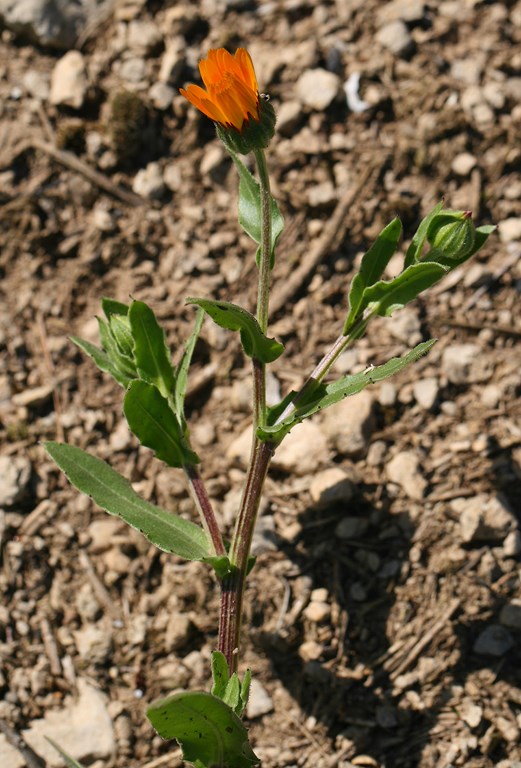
425, 210, 476, 265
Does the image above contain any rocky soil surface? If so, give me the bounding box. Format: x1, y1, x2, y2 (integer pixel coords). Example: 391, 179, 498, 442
0, 1, 520, 767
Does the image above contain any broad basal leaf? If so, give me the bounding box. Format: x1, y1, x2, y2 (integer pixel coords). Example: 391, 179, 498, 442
124, 380, 199, 467
44, 442, 209, 560
129, 300, 175, 399
187, 298, 284, 363
147, 691, 259, 768
258, 340, 437, 442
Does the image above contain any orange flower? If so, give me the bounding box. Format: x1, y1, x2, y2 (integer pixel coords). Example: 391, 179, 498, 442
180, 48, 260, 132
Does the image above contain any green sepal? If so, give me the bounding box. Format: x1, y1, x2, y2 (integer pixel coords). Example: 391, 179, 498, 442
128, 300, 175, 400
404, 201, 444, 267
44, 442, 210, 560
147, 691, 260, 768
123, 380, 199, 467
344, 217, 402, 333
258, 340, 437, 443
187, 298, 284, 363
216, 97, 276, 155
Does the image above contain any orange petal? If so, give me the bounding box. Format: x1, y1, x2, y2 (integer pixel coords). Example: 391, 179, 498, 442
234, 48, 258, 93
180, 84, 228, 124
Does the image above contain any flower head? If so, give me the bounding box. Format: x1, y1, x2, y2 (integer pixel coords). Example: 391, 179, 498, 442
180, 48, 260, 132
180, 48, 276, 154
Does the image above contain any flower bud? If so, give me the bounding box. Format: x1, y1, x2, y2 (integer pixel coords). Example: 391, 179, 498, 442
425, 210, 476, 265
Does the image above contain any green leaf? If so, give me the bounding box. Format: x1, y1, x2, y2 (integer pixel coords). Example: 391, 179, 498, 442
229, 152, 284, 265
344, 217, 402, 333
97, 316, 137, 381
46, 739, 86, 768
404, 201, 444, 267
44, 442, 209, 560
362, 262, 447, 317
240, 669, 252, 716
187, 298, 284, 364
147, 691, 260, 768
129, 300, 175, 400
205, 555, 233, 579
258, 340, 437, 442
211, 651, 230, 699
102, 297, 129, 319
123, 380, 199, 467
175, 307, 204, 424
109, 314, 134, 359
222, 674, 241, 714
70, 336, 134, 389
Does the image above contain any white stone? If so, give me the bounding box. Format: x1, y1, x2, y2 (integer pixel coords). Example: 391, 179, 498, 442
271, 420, 329, 475
413, 377, 439, 410
74, 623, 113, 665
22, 679, 116, 766
386, 450, 427, 500
127, 19, 162, 54
451, 152, 477, 176
454, 494, 516, 543
376, 21, 412, 56
159, 37, 186, 84
149, 81, 174, 110
0, 455, 32, 506
23, 69, 50, 100
295, 68, 341, 110
309, 467, 354, 508
50, 51, 88, 109
498, 217, 521, 243
321, 389, 375, 457
0, 0, 88, 49
246, 679, 274, 719
132, 162, 165, 199
441, 343, 482, 384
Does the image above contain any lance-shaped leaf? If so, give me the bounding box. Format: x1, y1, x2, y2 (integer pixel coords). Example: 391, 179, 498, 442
404, 201, 444, 267
129, 300, 175, 400
228, 151, 284, 266
124, 380, 199, 467
361, 262, 447, 317
44, 442, 210, 560
175, 307, 204, 425
187, 298, 284, 363
147, 691, 260, 768
101, 296, 130, 319
70, 335, 134, 389
258, 340, 436, 442
344, 217, 402, 333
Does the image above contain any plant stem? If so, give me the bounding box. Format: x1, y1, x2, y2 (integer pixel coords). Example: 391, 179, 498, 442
217, 148, 275, 672
218, 439, 274, 671
274, 309, 373, 425
184, 464, 226, 556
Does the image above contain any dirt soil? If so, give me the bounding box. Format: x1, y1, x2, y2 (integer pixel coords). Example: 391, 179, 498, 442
1, 1, 521, 767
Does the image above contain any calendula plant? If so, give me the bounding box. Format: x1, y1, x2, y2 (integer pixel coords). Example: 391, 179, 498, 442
45, 48, 495, 768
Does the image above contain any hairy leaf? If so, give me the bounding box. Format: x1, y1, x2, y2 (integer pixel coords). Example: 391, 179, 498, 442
45, 442, 209, 560
147, 691, 259, 768
70, 336, 133, 389
345, 217, 402, 333
129, 300, 175, 399
124, 380, 199, 467
258, 340, 436, 442
187, 298, 284, 363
